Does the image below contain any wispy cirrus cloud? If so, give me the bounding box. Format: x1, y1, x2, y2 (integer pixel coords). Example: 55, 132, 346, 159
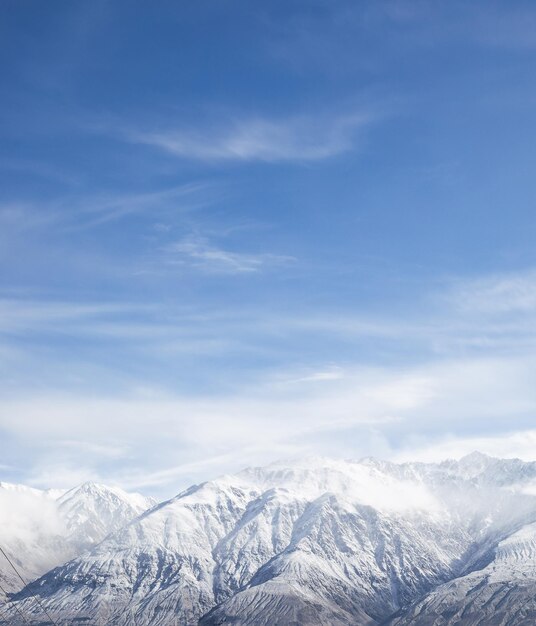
0, 203, 62, 233
0, 298, 139, 333
0, 182, 211, 235
445, 269, 536, 314
127, 113, 370, 163
2, 267, 536, 352
162, 235, 295, 274
70, 182, 209, 228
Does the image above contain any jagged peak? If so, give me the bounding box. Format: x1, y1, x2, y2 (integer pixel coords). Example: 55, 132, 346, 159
58, 481, 153, 512
459, 450, 494, 463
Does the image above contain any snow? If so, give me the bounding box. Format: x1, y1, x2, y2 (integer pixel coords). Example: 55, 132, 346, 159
0, 480, 154, 594
238, 457, 442, 513
2, 454, 536, 625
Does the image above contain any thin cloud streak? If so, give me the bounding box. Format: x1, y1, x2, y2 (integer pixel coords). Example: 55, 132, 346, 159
0, 183, 212, 234
0, 298, 146, 333
4, 265, 536, 360
446, 269, 536, 315
127, 113, 370, 163
162, 235, 296, 274
72, 183, 209, 228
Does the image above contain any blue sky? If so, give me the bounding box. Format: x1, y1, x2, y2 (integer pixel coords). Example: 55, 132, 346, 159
2, 0, 536, 495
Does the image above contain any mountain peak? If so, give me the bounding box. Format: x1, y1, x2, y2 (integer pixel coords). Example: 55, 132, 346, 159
459, 450, 493, 463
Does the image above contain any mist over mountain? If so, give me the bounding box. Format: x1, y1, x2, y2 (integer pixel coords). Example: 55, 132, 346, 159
1, 454, 536, 625
0, 481, 154, 594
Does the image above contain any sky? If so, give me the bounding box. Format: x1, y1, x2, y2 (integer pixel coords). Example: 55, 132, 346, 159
2, 0, 536, 496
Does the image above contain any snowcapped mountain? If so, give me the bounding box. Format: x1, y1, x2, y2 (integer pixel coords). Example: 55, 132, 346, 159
0, 481, 154, 596
2, 454, 536, 625
58, 481, 156, 547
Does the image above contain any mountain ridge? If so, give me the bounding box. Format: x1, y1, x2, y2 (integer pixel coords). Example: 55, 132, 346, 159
1, 453, 536, 625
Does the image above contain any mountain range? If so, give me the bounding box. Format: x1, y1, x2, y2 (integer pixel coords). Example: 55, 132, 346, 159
1, 453, 536, 625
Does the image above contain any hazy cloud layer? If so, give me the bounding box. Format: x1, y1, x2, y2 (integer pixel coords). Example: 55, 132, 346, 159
1, 268, 536, 495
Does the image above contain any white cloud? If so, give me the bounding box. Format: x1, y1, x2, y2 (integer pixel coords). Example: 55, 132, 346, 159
162, 235, 295, 274
286, 366, 346, 384
0, 203, 61, 233
56, 439, 129, 459
393, 430, 536, 464
2, 353, 536, 494
27, 465, 100, 490
3, 267, 536, 495
0, 298, 141, 335
128, 113, 369, 162
0, 183, 211, 236
446, 269, 536, 314
72, 182, 209, 228
0, 487, 65, 550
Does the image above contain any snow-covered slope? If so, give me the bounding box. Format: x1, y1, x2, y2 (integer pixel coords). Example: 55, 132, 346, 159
388, 521, 536, 625
3, 454, 536, 625
0, 481, 154, 596
58, 481, 156, 547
